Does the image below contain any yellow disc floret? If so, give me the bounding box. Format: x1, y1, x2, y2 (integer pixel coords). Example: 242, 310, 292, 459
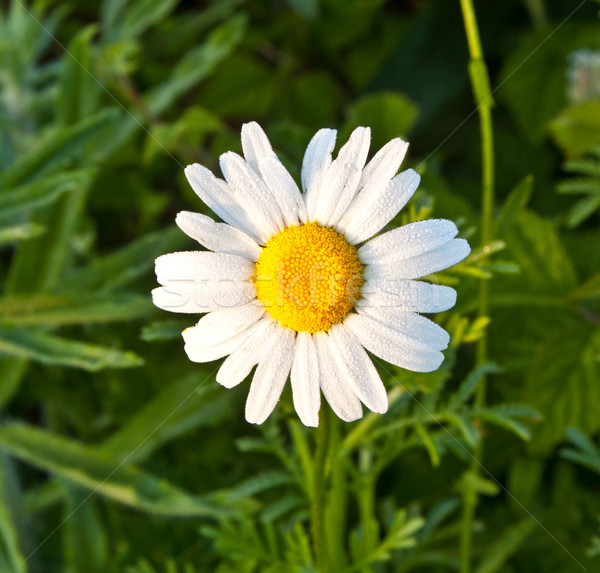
253, 223, 364, 333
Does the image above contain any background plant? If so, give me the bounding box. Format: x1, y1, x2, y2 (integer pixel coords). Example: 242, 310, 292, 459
0, 0, 599, 572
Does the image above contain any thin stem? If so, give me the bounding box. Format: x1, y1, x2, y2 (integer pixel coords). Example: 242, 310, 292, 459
458, 1, 496, 572
311, 405, 331, 572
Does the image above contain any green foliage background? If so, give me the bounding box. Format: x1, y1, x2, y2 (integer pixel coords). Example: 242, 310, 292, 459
1, 0, 600, 571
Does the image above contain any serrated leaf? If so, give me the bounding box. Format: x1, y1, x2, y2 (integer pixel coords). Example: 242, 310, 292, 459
0, 325, 143, 371
0, 424, 227, 517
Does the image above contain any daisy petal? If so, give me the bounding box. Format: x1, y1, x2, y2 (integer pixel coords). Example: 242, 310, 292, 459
358, 219, 458, 264
183, 315, 262, 363
358, 307, 450, 350
344, 313, 444, 373
338, 169, 421, 244
217, 318, 275, 388
155, 251, 254, 285
314, 332, 363, 422
245, 326, 296, 424
290, 332, 320, 427
302, 128, 337, 221
242, 122, 307, 226
364, 238, 471, 280
219, 151, 284, 240
358, 279, 457, 313
330, 137, 407, 227
328, 324, 388, 414
257, 156, 306, 227
182, 302, 264, 347
313, 127, 371, 226
184, 163, 264, 242
151, 281, 256, 314
241, 121, 273, 174
176, 211, 261, 261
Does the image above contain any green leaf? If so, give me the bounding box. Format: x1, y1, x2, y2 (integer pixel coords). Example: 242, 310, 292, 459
0, 170, 92, 218
495, 175, 533, 239
0, 325, 143, 371
343, 92, 418, 151
145, 14, 247, 116
140, 319, 187, 341
525, 326, 600, 451
550, 100, 600, 158
0, 455, 26, 572
102, 376, 232, 464
57, 25, 100, 125
62, 226, 184, 293
0, 109, 120, 188
449, 363, 500, 409
474, 518, 536, 573
62, 485, 108, 573
118, 0, 178, 40
0, 424, 227, 517
561, 428, 600, 475
0, 223, 44, 245
0, 294, 153, 326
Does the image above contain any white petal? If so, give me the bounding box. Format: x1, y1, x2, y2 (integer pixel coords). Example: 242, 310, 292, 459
219, 152, 284, 240
241, 123, 307, 226
176, 211, 261, 261
364, 239, 471, 280
182, 302, 264, 347
184, 163, 264, 242
217, 317, 275, 388
338, 169, 420, 244
302, 129, 337, 222
241, 122, 273, 174
290, 332, 320, 427
155, 251, 254, 285
357, 307, 450, 350
183, 314, 263, 363
328, 324, 388, 414
151, 281, 256, 314
330, 137, 407, 227
358, 279, 457, 313
245, 326, 295, 424
313, 332, 362, 422
358, 219, 458, 264
313, 127, 371, 226
257, 155, 306, 227
344, 313, 444, 373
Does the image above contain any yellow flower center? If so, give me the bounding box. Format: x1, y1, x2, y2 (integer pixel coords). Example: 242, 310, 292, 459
253, 223, 364, 333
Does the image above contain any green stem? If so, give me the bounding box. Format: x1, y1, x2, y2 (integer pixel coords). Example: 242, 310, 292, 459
459, 0, 495, 572
358, 449, 376, 573
311, 406, 331, 572
326, 414, 347, 570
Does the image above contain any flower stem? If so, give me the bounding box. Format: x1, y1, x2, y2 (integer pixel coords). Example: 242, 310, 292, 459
311, 405, 332, 572
458, 0, 495, 571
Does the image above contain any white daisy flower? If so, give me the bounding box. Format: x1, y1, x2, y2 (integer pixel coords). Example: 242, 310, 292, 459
152, 123, 470, 427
